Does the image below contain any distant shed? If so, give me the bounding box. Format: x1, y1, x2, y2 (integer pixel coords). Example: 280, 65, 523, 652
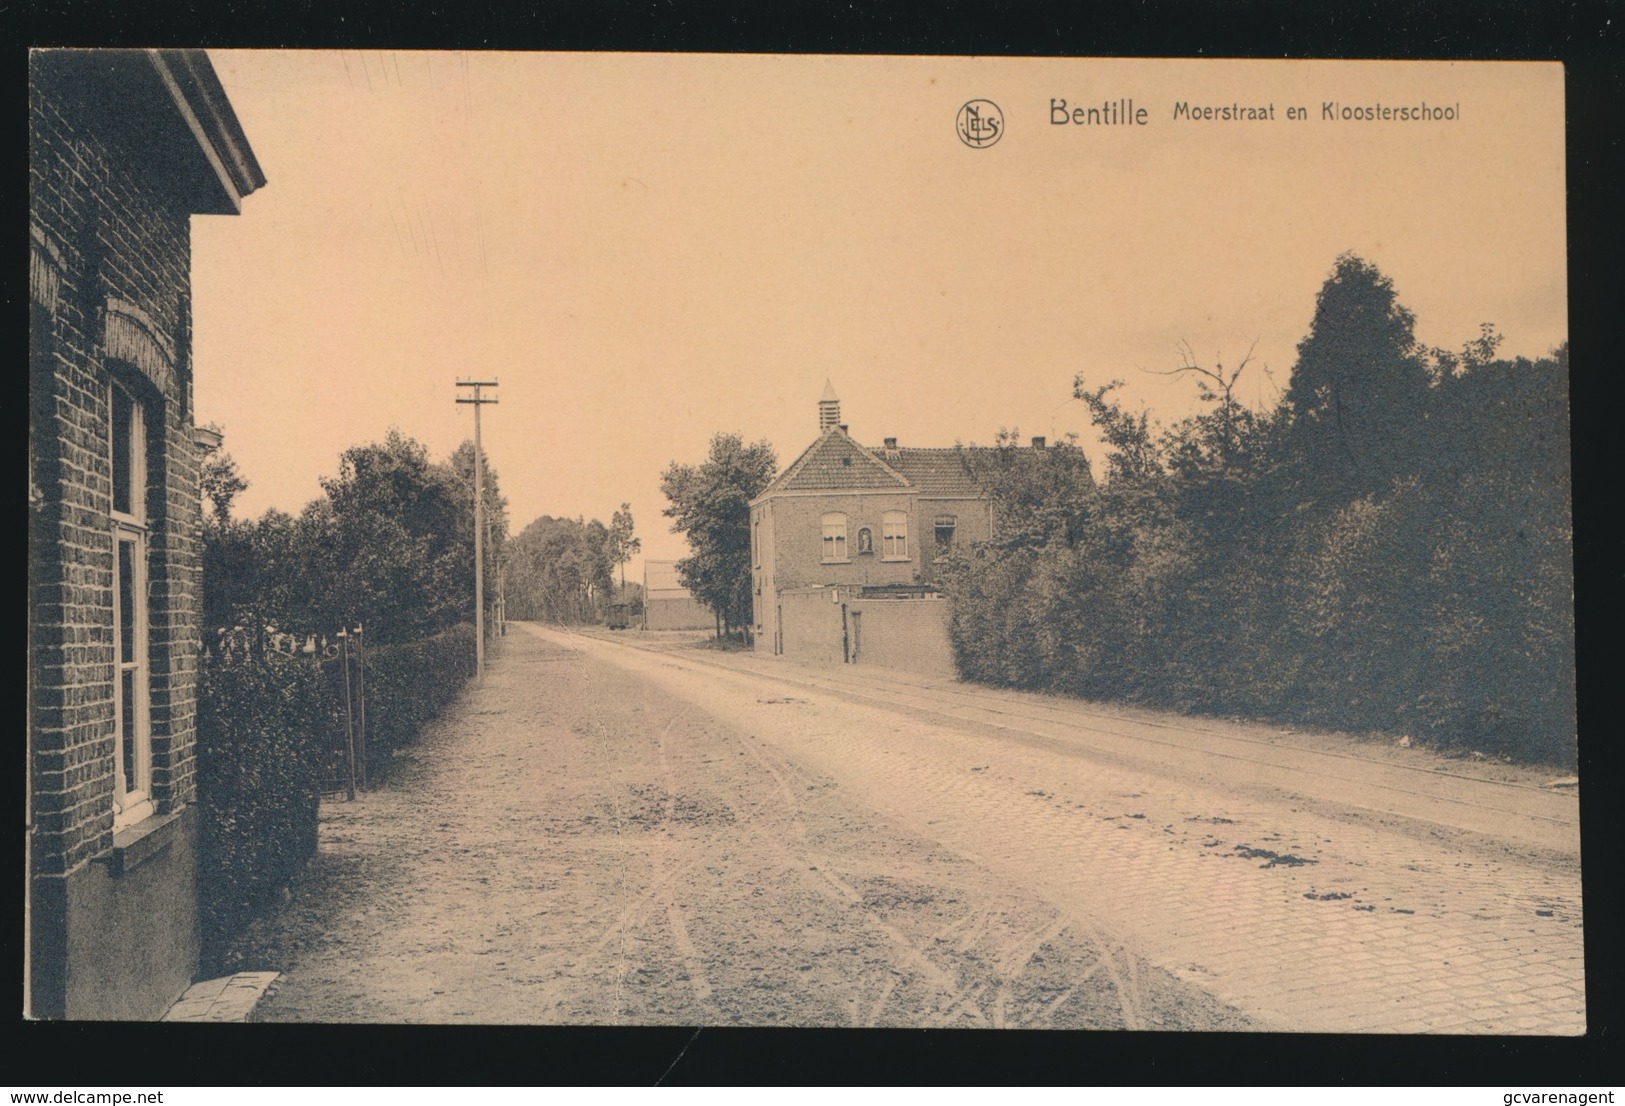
642, 560, 713, 630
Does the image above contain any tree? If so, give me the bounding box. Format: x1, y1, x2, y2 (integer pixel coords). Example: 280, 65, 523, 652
957, 428, 1095, 551
302, 431, 460, 641
503, 514, 615, 623
444, 439, 510, 634
1150, 341, 1281, 481
608, 502, 641, 593
659, 433, 777, 640
1072, 377, 1166, 486
1280, 253, 1431, 500
196, 427, 279, 648
199, 424, 248, 525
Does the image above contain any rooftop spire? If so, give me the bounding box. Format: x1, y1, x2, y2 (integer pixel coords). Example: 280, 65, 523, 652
818, 379, 841, 432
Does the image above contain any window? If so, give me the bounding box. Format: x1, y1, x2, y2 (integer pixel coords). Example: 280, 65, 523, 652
934, 515, 957, 560
752, 514, 761, 566
856, 527, 873, 555
110, 378, 153, 829
821, 513, 848, 562
882, 511, 909, 560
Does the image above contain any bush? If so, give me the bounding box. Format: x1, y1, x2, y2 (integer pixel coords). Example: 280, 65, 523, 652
195, 654, 329, 972
944, 302, 1573, 766
196, 623, 481, 970
359, 623, 479, 760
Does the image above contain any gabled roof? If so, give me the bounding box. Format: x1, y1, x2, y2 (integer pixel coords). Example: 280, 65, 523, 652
756, 425, 996, 502
870, 447, 987, 497
762, 426, 911, 495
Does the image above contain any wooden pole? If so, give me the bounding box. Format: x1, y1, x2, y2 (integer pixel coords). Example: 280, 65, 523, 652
339, 630, 356, 802
456, 380, 499, 677
354, 624, 367, 790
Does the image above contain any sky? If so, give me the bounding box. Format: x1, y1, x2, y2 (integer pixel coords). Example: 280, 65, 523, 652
191, 53, 1567, 577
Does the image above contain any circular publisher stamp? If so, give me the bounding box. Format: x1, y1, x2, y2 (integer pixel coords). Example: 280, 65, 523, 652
957, 99, 1004, 148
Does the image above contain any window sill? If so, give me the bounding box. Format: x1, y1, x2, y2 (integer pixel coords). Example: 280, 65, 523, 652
821, 559, 852, 565
880, 556, 911, 563
96, 808, 184, 876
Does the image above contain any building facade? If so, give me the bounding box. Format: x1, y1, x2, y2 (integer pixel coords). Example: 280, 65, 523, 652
642, 559, 713, 630
749, 385, 995, 675
28, 49, 265, 1020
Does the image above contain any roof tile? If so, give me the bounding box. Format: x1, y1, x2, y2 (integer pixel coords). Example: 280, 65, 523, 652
771, 429, 910, 492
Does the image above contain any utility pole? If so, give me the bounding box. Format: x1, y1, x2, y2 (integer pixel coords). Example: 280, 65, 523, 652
456, 379, 498, 677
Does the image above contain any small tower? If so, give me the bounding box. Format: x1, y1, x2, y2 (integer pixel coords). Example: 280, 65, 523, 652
818, 379, 841, 432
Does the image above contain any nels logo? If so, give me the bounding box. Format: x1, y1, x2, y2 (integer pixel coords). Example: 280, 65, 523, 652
957, 99, 1004, 148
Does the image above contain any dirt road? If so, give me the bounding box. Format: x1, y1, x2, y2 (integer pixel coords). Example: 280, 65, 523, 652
227, 623, 1583, 1033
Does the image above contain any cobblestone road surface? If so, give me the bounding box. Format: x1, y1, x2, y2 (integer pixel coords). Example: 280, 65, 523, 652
230, 624, 1583, 1033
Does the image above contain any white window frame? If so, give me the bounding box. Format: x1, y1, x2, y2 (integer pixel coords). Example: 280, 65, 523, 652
821, 512, 849, 563
110, 378, 154, 829
881, 510, 909, 561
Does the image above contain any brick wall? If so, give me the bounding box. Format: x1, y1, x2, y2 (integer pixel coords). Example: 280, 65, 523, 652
760, 491, 923, 592
777, 589, 846, 667
846, 596, 954, 677
644, 596, 713, 631
776, 588, 956, 677
29, 67, 202, 878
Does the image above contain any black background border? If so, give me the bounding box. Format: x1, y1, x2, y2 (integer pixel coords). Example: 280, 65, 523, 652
11, 0, 1619, 1087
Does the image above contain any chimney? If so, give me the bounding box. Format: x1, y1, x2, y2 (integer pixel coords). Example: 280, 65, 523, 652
819, 379, 841, 432
883, 437, 897, 449
883, 436, 899, 460
1031, 436, 1046, 450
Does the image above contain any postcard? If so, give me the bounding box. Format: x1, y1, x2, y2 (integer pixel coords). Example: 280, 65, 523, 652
28, 51, 1576, 1035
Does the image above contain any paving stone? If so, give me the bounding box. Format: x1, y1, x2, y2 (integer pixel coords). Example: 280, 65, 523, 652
161, 972, 282, 1022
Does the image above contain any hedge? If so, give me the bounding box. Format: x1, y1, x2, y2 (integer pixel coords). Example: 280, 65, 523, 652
358, 622, 479, 759
195, 653, 329, 972
196, 622, 481, 970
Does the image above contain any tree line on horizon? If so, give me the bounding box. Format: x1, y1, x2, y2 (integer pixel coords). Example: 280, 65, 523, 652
502, 504, 640, 625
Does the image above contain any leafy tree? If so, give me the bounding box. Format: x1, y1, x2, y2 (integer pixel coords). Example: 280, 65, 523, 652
659, 433, 777, 640
444, 439, 510, 633
608, 502, 641, 593
301, 430, 467, 642
201, 429, 509, 647
1150, 342, 1283, 481
958, 429, 1095, 551
1280, 253, 1432, 500
196, 429, 287, 651
504, 514, 615, 623
1073, 377, 1167, 486
944, 430, 1096, 687
199, 424, 248, 525
943, 257, 1574, 765
1412, 342, 1574, 758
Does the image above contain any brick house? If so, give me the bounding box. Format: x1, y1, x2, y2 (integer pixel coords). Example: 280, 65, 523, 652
748, 384, 996, 676
28, 49, 265, 1020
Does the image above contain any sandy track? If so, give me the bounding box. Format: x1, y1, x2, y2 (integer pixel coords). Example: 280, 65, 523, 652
521, 625, 1585, 1034
227, 625, 1251, 1028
